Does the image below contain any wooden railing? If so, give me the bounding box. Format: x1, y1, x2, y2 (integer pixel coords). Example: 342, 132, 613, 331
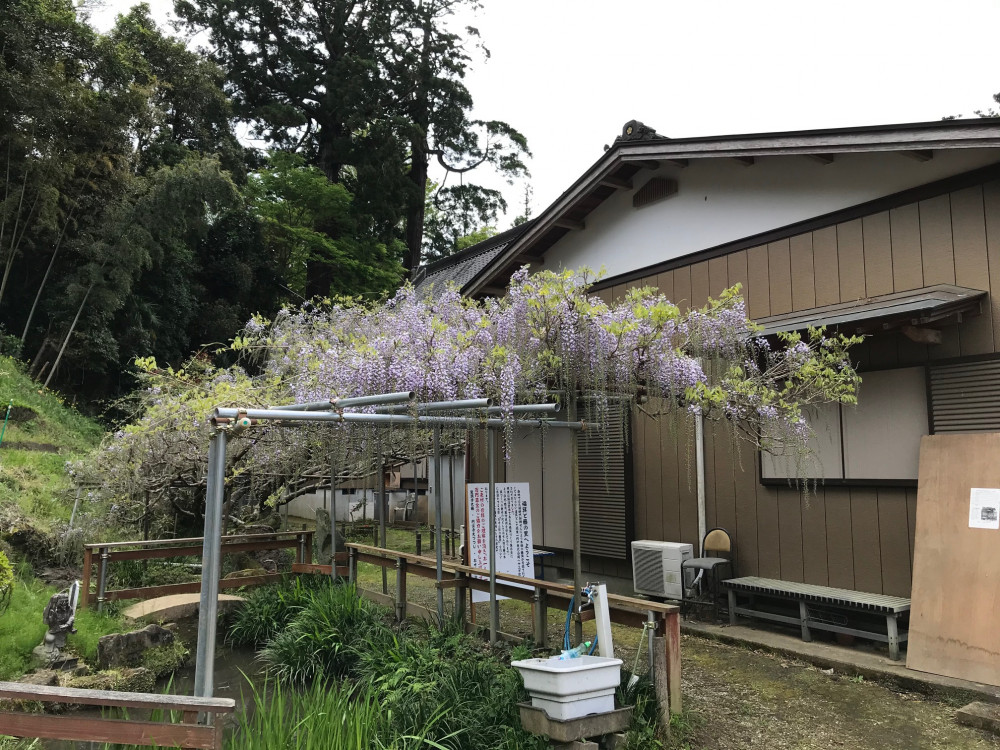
0, 681, 235, 749
346, 542, 682, 715
81, 531, 314, 609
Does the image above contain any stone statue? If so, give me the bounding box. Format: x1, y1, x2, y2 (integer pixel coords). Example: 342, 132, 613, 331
34, 580, 79, 666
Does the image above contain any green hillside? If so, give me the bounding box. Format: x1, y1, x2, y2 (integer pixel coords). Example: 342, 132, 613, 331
0, 356, 104, 530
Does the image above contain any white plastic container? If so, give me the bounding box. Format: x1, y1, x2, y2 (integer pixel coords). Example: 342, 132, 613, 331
511, 655, 623, 721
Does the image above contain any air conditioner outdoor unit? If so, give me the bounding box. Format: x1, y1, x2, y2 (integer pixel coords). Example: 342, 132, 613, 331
631, 540, 693, 600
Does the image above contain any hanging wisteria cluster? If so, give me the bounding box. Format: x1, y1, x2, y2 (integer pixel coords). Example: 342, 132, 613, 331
78, 268, 860, 533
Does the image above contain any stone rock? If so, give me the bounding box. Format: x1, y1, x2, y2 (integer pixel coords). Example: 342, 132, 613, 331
315, 508, 347, 565
97, 624, 174, 670
66, 667, 155, 694
21, 669, 60, 686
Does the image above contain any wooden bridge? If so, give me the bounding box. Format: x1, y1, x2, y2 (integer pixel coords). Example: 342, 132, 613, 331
81, 531, 317, 610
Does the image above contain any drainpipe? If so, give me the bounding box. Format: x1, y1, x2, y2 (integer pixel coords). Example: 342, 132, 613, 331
695, 411, 706, 549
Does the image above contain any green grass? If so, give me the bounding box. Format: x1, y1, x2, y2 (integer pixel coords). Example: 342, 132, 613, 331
0, 574, 126, 679
0, 577, 48, 679
0, 355, 104, 530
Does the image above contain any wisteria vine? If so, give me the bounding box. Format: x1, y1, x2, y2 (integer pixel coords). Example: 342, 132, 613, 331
77, 268, 861, 534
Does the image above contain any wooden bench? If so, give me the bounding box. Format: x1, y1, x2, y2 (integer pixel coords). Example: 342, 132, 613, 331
723, 576, 910, 660
0, 681, 235, 749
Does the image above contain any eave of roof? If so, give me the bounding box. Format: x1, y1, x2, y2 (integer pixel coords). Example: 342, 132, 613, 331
462, 118, 1000, 297
754, 284, 987, 337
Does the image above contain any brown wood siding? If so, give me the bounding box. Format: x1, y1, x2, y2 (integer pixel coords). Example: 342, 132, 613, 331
837, 219, 866, 301
767, 240, 793, 315
812, 226, 840, 306
789, 234, 816, 311
619, 178, 1000, 596
862, 212, 893, 297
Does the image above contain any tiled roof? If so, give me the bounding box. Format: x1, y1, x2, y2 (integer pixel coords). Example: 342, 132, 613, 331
413, 220, 536, 297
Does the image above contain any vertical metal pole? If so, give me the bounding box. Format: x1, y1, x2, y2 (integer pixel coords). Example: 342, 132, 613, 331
695, 412, 707, 548
194, 429, 227, 699
96, 548, 109, 613
569, 398, 583, 646
488, 428, 498, 645
379, 455, 387, 594
449, 447, 457, 558
433, 427, 444, 622
329, 453, 338, 582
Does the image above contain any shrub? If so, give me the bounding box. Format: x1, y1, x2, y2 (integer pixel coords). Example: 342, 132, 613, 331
226, 576, 322, 648
259, 582, 389, 683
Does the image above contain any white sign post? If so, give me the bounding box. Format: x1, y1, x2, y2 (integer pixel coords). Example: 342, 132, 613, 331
467, 482, 534, 602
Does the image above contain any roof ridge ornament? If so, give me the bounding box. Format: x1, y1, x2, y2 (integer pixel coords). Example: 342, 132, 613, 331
618, 120, 664, 142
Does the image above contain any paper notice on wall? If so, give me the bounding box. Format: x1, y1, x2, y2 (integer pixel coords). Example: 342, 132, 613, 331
969, 488, 1000, 530
467, 483, 534, 603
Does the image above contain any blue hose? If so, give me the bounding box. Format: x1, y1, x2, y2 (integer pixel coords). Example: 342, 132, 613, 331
562, 594, 600, 655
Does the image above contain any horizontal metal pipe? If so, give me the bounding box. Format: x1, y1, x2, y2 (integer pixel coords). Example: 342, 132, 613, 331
267, 400, 336, 412
486, 403, 562, 415
376, 398, 493, 413
212, 407, 593, 430
331, 391, 415, 408
269, 392, 415, 411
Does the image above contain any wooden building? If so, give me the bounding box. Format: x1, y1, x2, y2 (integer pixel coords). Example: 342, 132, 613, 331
415, 118, 1000, 597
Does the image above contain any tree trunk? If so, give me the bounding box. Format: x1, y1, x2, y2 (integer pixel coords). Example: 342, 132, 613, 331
404, 140, 428, 275
43, 282, 93, 389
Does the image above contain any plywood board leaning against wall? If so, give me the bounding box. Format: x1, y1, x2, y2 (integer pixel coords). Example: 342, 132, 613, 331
906, 433, 1000, 685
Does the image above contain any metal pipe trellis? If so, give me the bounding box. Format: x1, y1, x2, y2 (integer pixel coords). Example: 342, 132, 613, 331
194, 396, 597, 699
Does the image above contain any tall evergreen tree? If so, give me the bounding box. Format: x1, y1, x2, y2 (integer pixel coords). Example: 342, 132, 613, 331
173, 0, 529, 277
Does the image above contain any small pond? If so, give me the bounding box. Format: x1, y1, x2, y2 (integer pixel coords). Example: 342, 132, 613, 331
41, 617, 262, 749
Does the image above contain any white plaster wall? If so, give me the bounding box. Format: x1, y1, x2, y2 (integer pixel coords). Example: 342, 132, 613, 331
543, 148, 1000, 282
286, 489, 378, 521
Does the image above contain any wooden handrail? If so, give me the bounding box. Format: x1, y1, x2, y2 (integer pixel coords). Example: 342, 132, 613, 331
82, 531, 314, 610
0, 681, 235, 713
0, 682, 235, 750
84, 531, 305, 551
345, 542, 680, 614
345, 541, 683, 716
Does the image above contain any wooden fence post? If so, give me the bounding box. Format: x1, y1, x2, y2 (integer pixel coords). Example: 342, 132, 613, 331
533, 587, 548, 648
665, 611, 682, 715
395, 555, 407, 622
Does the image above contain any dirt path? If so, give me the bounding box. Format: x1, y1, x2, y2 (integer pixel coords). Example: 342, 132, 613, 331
674, 636, 998, 750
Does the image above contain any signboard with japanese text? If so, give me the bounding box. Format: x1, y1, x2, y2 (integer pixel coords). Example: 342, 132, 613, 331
466, 483, 534, 603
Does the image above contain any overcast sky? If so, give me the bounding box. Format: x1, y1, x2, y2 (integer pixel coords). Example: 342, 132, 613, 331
91, 0, 1000, 223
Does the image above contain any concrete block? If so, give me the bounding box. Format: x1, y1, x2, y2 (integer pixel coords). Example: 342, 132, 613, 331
956, 702, 1000, 734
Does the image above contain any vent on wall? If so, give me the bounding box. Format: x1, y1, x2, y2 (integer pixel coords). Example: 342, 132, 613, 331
633, 177, 678, 209
929, 358, 1000, 433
